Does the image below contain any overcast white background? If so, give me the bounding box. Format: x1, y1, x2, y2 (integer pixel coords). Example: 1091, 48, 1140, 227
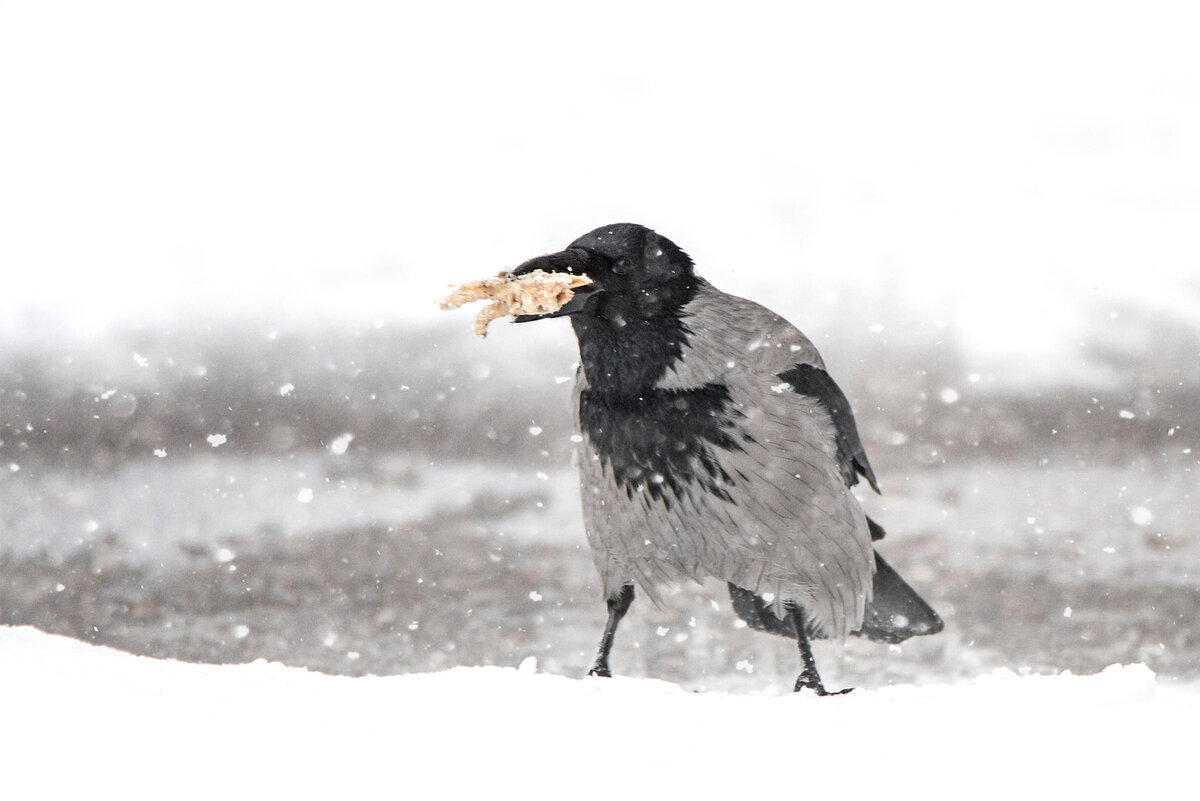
3, 1, 1198, 375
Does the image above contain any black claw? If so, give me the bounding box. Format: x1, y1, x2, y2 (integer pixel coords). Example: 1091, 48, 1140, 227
793, 675, 854, 696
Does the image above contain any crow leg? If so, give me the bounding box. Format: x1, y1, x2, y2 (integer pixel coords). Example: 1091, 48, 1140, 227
587, 584, 634, 678
788, 604, 852, 696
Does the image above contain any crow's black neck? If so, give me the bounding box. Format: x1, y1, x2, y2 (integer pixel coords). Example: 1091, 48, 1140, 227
571, 278, 702, 397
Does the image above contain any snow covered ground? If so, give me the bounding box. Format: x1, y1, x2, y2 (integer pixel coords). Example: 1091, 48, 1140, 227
2, 625, 1196, 798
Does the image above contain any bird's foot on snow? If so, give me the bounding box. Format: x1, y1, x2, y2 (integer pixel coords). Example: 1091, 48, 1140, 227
793, 669, 852, 696
793, 680, 853, 696
586, 663, 613, 678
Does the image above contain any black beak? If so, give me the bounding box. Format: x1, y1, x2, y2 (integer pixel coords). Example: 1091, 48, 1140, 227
510, 248, 602, 322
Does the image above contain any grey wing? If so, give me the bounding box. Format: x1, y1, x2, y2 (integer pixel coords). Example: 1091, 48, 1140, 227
776, 363, 879, 492
712, 383, 875, 639
653, 285, 877, 635
662, 285, 878, 492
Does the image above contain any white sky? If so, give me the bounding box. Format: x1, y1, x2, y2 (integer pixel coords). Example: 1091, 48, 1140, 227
2, 2, 1198, 370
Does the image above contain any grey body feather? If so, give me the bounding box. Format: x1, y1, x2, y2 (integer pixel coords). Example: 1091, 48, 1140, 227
574, 284, 875, 640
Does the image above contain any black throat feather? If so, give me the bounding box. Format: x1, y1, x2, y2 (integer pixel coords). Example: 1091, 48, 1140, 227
570, 279, 700, 397
573, 278, 747, 507
578, 384, 745, 507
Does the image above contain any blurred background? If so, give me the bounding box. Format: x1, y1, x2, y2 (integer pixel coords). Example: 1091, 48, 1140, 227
1, 1, 1197, 691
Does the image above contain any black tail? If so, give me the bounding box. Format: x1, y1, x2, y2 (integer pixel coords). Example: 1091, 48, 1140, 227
728, 551, 943, 643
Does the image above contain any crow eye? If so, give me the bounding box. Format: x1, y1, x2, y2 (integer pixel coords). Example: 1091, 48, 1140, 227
612, 257, 633, 275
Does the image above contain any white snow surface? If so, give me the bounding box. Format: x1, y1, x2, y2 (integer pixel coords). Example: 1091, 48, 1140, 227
2, 626, 1195, 798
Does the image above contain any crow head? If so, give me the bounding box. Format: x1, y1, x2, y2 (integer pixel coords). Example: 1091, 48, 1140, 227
512, 223, 701, 392
512, 223, 696, 324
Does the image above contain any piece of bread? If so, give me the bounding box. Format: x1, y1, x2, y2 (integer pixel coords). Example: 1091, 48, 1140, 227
438, 269, 592, 337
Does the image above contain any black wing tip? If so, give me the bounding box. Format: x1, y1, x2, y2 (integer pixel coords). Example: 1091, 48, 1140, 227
851, 452, 880, 494
854, 609, 944, 643
853, 551, 943, 644
727, 583, 831, 640
727, 583, 786, 635
866, 517, 887, 542
728, 583, 796, 638
861, 464, 881, 494
779, 362, 881, 494
727, 551, 945, 645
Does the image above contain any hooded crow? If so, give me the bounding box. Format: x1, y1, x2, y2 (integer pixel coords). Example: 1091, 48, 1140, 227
511, 223, 942, 694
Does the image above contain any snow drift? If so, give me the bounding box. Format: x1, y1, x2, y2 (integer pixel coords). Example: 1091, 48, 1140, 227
2, 626, 1194, 798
